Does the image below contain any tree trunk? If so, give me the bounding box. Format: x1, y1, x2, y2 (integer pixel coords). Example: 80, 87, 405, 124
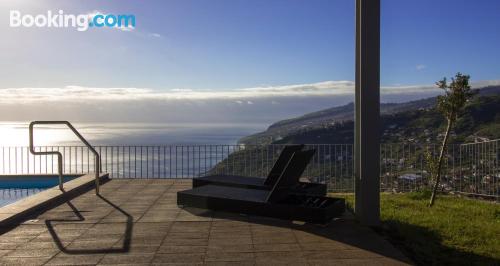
429, 119, 453, 207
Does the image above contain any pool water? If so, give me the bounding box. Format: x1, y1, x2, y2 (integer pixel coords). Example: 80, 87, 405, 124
0, 175, 81, 207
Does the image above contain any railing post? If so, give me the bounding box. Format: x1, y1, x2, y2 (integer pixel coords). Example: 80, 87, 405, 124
57, 153, 63, 190
95, 156, 100, 194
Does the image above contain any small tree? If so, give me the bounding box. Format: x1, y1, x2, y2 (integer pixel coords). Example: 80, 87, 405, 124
428, 73, 475, 207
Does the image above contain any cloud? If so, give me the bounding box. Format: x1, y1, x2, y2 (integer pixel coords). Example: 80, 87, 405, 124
0, 81, 356, 103
2, 80, 499, 124
149, 33, 162, 38
86, 10, 102, 20
85, 10, 165, 38
117, 25, 135, 32
470, 79, 500, 88
1, 79, 498, 105
416, 64, 426, 71
86, 10, 135, 32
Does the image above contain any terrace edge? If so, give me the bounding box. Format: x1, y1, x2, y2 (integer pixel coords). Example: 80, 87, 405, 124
0, 173, 109, 230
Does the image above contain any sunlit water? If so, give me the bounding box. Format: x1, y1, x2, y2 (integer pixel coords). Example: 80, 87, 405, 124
0, 122, 266, 146
0, 122, 267, 177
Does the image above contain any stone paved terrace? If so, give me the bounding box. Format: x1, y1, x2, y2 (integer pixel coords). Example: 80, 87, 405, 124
0, 179, 411, 265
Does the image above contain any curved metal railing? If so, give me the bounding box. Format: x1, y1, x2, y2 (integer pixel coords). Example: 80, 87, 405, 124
29, 121, 101, 194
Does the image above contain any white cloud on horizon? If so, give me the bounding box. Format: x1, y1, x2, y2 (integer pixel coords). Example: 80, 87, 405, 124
1, 79, 498, 124
1, 79, 499, 104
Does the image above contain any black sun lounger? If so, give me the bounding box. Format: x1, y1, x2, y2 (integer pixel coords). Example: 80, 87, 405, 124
178, 150, 345, 223
193, 144, 327, 196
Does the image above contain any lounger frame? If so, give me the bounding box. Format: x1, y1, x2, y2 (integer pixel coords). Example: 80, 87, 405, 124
178, 187, 344, 223
178, 150, 345, 223
193, 145, 327, 196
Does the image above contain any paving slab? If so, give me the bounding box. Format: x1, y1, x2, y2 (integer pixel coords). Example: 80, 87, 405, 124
0, 179, 412, 265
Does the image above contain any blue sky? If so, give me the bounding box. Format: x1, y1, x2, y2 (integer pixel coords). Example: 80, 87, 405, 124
0, 0, 499, 123
2, 0, 498, 90
382, 0, 500, 85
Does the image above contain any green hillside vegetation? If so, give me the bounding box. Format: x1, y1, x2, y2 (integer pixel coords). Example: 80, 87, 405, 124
212, 89, 499, 193
240, 86, 500, 145
273, 95, 500, 145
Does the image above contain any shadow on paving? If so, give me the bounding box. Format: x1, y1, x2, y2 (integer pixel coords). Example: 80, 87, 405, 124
378, 219, 499, 266
182, 206, 413, 265
45, 195, 133, 254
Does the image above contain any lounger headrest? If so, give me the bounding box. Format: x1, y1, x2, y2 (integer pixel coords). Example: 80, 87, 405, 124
264, 144, 304, 186
266, 149, 316, 203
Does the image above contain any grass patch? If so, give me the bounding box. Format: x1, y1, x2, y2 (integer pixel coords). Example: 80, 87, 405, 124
406, 189, 433, 200
336, 193, 500, 265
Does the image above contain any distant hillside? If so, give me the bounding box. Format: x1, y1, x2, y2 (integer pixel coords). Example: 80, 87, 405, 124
239, 86, 500, 144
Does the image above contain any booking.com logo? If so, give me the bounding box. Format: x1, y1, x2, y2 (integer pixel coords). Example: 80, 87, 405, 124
9, 10, 135, 32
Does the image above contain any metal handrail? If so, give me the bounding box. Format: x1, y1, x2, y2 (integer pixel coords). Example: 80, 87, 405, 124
29, 121, 101, 194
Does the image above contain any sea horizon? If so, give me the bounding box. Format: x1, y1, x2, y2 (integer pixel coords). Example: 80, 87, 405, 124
0, 121, 267, 147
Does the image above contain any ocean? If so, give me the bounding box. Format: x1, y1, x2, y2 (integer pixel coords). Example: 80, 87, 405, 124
0, 122, 266, 146
0, 121, 268, 177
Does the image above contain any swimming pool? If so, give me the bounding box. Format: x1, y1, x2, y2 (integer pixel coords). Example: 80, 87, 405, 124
0, 175, 81, 207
